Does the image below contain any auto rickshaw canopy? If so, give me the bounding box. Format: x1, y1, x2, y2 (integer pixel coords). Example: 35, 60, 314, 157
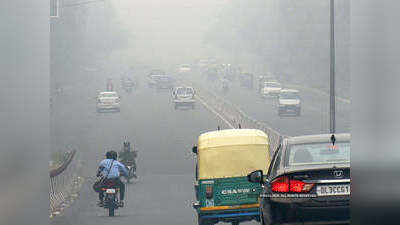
197, 129, 270, 179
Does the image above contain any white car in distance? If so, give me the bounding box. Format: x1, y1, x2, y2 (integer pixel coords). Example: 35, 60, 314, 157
172, 86, 195, 110
278, 89, 301, 116
262, 81, 282, 98
178, 64, 191, 74
96, 91, 120, 112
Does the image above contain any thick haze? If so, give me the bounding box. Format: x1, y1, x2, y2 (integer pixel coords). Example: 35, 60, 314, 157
103, 0, 226, 69
1, 1, 400, 225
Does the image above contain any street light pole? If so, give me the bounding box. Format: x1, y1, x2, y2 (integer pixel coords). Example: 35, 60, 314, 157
330, 0, 336, 134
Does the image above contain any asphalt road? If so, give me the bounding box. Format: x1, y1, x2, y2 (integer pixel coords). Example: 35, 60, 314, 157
50, 68, 259, 225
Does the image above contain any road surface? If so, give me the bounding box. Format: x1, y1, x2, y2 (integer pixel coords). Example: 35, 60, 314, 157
50, 67, 260, 225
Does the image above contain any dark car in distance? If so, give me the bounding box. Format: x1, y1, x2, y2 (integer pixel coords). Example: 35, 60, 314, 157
248, 133, 350, 225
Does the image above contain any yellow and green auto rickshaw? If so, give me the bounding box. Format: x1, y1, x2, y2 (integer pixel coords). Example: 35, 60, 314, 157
192, 129, 271, 225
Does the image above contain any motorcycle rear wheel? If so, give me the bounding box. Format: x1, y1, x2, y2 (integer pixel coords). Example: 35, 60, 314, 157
109, 207, 115, 217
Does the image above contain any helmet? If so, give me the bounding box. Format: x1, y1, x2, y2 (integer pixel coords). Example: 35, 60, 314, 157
106, 150, 118, 160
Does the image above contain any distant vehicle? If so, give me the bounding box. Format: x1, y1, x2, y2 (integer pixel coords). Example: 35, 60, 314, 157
147, 69, 166, 88
258, 75, 274, 92
106, 78, 114, 91
224, 64, 240, 81
178, 64, 191, 74
262, 81, 282, 97
221, 78, 230, 94
149, 69, 166, 76
197, 59, 209, 70
278, 89, 301, 116
155, 75, 175, 90
96, 91, 120, 112
147, 75, 162, 88
192, 129, 271, 225
239, 73, 254, 89
172, 86, 196, 109
207, 57, 218, 65
121, 77, 136, 93
205, 66, 219, 82
248, 133, 350, 225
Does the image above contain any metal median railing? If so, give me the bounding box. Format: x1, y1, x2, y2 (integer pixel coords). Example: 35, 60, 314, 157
180, 78, 282, 154
49, 149, 81, 217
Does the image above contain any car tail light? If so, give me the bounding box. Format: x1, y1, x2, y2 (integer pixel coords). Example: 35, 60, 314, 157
205, 186, 213, 199
271, 176, 314, 193
271, 176, 289, 193
289, 180, 314, 193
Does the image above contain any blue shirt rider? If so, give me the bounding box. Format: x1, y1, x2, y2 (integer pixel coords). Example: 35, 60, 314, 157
97, 150, 128, 207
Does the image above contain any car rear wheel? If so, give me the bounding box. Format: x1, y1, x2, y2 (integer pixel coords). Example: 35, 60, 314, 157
261, 203, 275, 225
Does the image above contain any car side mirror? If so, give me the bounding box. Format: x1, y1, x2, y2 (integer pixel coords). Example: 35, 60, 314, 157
247, 170, 263, 184
192, 146, 198, 154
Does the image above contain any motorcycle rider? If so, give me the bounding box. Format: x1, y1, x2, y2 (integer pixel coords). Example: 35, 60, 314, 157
119, 141, 137, 178
97, 150, 128, 207
221, 77, 229, 93
106, 78, 114, 91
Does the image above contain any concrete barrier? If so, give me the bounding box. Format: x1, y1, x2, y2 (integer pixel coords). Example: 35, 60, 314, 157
180, 78, 283, 154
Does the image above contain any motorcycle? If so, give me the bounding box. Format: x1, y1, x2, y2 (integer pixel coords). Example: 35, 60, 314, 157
125, 163, 137, 183
123, 86, 133, 93
101, 180, 121, 216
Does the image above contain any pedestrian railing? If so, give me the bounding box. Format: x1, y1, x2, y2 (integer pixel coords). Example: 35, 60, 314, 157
49, 149, 81, 217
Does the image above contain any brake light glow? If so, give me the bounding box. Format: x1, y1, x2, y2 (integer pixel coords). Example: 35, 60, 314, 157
271, 176, 289, 192
271, 176, 314, 193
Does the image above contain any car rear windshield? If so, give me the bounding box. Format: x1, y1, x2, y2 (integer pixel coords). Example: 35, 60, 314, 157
100, 93, 117, 98
266, 82, 281, 88
150, 70, 165, 75
286, 142, 350, 166
280, 92, 299, 99
159, 77, 171, 82
177, 88, 193, 95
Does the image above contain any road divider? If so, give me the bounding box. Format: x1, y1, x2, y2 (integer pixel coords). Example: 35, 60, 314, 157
178, 77, 282, 155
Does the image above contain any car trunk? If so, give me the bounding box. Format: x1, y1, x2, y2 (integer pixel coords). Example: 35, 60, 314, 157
284, 165, 350, 181
100, 98, 117, 104
282, 166, 350, 201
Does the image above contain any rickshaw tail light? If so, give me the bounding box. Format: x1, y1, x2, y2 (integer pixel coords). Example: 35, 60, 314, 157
205, 186, 213, 199
271, 176, 289, 193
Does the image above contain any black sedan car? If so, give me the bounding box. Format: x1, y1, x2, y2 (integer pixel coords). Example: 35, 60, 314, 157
248, 133, 350, 225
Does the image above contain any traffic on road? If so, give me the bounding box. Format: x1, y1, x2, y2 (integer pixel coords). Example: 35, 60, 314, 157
50, 1, 350, 225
